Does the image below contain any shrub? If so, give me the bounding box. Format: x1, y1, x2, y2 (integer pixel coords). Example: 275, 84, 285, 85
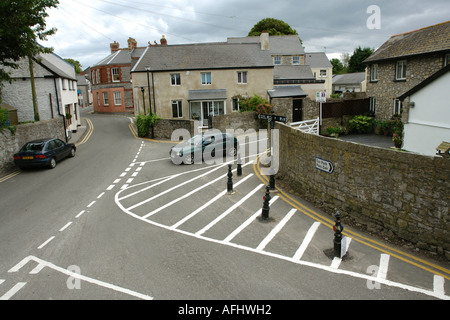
239, 94, 271, 113
136, 113, 160, 137
348, 115, 373, 134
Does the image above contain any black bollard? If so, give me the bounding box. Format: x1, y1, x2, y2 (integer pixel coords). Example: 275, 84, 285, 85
237, 153, 242, 177
227, 164, 233, 193
333, 211, 344, 258
261, 185, 271, 220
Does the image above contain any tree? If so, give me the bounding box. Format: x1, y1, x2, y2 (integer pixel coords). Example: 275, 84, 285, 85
347, 46, 374, 73
331, 58, 345, 74
0, 0, 59, 84
248, 18, 301, 43
65, 58, 82, 74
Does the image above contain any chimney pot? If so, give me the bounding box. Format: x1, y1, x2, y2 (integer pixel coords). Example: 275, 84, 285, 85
110, 41, 120, 53
160, 35, 167, 45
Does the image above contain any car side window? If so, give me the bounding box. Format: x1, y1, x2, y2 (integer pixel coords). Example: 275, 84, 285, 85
54, 139, 65, 148
46, 140, 56, 151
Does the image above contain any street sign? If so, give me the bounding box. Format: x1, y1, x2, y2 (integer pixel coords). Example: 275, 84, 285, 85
315, 157, 334, 174
258, 114, 288, 123
316, 91, 326, 103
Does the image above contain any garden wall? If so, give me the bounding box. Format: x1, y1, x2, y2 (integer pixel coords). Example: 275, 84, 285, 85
0, 118, 65, 175
276, 122, 450, 260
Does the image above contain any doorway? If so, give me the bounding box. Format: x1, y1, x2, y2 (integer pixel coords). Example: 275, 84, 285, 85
293, 99, 303, 122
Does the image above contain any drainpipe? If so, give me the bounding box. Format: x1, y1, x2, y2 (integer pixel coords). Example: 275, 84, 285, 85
54, 78, 68, 142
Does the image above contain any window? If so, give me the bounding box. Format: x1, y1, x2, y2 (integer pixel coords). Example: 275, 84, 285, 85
396, 60, 407, 80
445, 53, 450, 66
232, 98, 240, 112
62, 79, 67, 90
114, 91, 122, 105
103, 92, 109, 106
393, 99, 402, 116
237, 71, 247, 84
172, 100, 182, 118
369, 97, 377, 114
370, 64, 378, 81
320, 69, 327, 77
171, 73, 181, 85
97, 92, 100, 106
112, 67, 120, 82
293, 56, 300, 65
273, 56, 281, 65
201, 72, 211, 85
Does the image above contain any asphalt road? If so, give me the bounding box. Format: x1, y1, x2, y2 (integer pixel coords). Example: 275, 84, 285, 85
0, 108, 449, 305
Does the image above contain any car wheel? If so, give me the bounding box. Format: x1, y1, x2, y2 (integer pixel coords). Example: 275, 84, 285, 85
69, 147, 76, 157
49, 157, 57, 169
183, 153, 194, 165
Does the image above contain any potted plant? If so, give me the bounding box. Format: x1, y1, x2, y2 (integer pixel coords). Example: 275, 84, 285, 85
393, 134, 403, 148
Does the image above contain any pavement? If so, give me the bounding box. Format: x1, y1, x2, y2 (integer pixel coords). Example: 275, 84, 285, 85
338, 133, 395, 149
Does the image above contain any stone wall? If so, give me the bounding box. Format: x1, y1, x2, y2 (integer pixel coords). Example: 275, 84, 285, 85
153, 119, 196, 140
0, 118, 65, 175
211, 111, 262, 133
276, 122, 450, 259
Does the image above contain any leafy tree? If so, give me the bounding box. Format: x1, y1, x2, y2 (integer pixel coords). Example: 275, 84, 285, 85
65, 58, 82, 74
347, 46, 374, 73
248, 18, 301, 43
0, 0, 59, 84
330, 58, 345, 74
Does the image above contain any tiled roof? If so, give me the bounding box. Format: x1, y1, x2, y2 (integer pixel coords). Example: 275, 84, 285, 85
132, 42, 273, 72
364, 21, 450, 63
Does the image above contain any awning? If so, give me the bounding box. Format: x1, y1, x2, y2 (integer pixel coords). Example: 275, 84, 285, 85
188, 89, 227, 101
268, 86, 307, 98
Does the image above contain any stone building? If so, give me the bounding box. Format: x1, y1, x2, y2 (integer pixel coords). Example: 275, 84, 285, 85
364, 21, 450, 121
90, 37, 168, 113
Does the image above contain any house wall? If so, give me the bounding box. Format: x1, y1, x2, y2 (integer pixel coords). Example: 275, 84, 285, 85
310, 66, 333, 97
132, 68, 273, 119
366, 53, 446, 121
276, 122, 450, 259
403, 71, 450, 155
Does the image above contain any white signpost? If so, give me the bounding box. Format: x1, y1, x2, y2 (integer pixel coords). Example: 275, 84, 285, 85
315, 157, 334, 174
316, 91, 326, 128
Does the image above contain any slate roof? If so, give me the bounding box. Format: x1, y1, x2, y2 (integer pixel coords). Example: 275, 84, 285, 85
268, 86, 307, 98
332, 72, 366, 85
364, 21, 450, 63
93, 48, 147, 67
305, 52, 332, 68
132, 42, 273, 72
274, 65, 315, 80
227, 35, 304, 55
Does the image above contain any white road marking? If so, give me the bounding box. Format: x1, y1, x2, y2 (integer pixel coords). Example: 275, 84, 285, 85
76, 210, 86, 218
223, 196, 280, 243
0, 282, 26, 300
107, 185, 115, 191
59, 222, 72, 232
292, 221, 321, 261
87, 201, 96, 208
38, 236, 55, 249
196, 183, 264, 236
97, 192, 105, 199
377, 254, 390, 280
256, 208, 297, 251
434, 275, 445, 296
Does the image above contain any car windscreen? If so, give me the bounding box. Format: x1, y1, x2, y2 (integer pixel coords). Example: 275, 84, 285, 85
19, 142, 45, 152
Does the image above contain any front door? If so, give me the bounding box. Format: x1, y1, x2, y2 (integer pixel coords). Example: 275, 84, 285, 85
293, 99, 303, 122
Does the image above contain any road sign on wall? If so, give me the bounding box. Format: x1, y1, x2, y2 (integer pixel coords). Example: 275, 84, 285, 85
315, 157, 334, 174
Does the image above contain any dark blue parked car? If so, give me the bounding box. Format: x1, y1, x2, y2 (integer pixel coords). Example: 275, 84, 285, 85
14, 138, 76, 169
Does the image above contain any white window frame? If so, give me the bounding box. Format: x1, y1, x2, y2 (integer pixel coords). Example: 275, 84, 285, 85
112, 67, 120, 82
293, 56, 300, 65
273, 56, 281, 65
369, 97, 376, 114
232, 98, 240, 112
395, 60, 407, 80
444, 53, 450, 66
393, 99, 402, 116
237, 71, 247, 84
370, 64, 378, 81
201, 72, 211, 85
171, 73, 181, 86
172, 100, 183, 118
320, 69, 327, 77
113, 91, 122, 105
103, 92, 109, 106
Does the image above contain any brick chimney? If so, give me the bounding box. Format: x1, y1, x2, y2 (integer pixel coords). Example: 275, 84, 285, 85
110, 41, 120, 53
127, 37, 137, 51
160, 35, 167, 45
260, 31, 269, 50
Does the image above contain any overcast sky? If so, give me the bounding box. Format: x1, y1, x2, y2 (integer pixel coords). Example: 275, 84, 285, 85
41, 0, 450, 69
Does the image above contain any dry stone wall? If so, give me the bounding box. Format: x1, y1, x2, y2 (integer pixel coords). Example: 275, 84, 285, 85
276, 122, 449, 259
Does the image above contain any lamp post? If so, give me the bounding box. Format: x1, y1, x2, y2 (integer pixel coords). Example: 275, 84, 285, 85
145, 66, 152, 116
140, 87, 146, 115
